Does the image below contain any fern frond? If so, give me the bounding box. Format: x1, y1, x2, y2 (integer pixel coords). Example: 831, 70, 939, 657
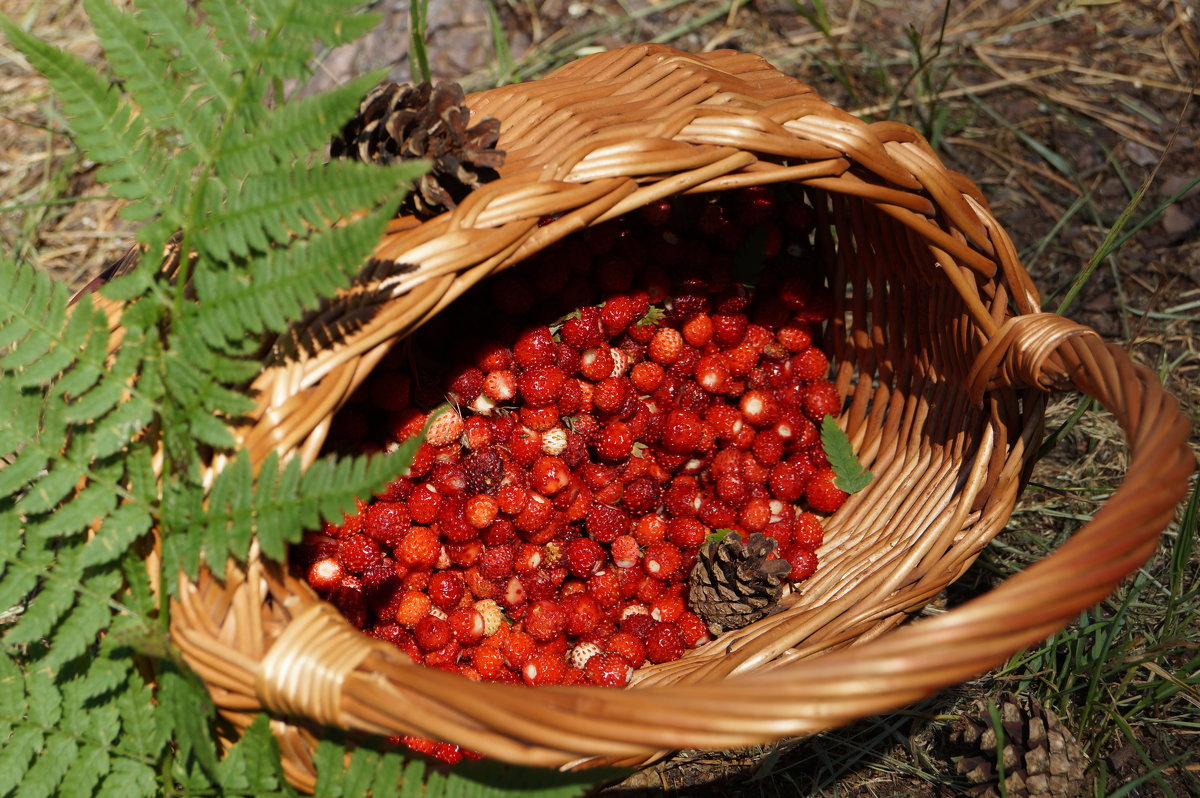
199, 160, 424, 261
0, 18, 183, 224
218, 71, 387, 174
197, 0, 256, 76
85, 0, 219, 152
132, 0, 240, 124
188, 200, 408, 348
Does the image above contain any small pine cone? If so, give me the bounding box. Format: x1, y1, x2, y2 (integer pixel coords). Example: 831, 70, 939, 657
687, 531, 790, 635
330, 81, 504, 218
950, 692, 1090, 797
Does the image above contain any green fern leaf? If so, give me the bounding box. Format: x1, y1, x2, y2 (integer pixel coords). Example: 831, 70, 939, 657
189, 201, 405, 346
1, 17, 182, 223
0, 727, 42, 796
85, 0, 218, 153
15, 731, 77, 798
157, 666, 219, 780
95, 758, 157, 798
132, 0, 240, 124
5, 569, 80, 648
219, 71, 387, 174
199, 0, 255, 72
57, 744, 111, 798
45, 569, 121, 671
198, 161, 424, 261
114, 674, 167, 758
81, 503, 154, 569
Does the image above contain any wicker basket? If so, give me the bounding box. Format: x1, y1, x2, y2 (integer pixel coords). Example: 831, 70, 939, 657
153, 45, 1192, 791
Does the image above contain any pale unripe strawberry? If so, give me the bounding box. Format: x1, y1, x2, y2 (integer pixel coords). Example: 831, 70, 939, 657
425, 409, 464, 447
473, 599, 504, 636
569, 640, 602, 670
541, 426, 568, 456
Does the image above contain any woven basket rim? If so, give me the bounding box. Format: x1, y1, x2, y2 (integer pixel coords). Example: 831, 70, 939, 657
93, 44, 1194, 791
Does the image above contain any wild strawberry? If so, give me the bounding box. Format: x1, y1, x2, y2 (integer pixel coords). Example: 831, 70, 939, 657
512, 327, 556, 369
579, 346, 615, 382
769, 459, 810, 502
608, 346, 631, 377
790, 346, 828, 381
722, 343, 759, 378
585, 652, 633, 687
693, 356, 729, 394
484, 369, 517, 403
633, 514, 667, 546
593, 421, 634, 461
540, 427, 568, 457
473, 599, 504, 636
569, 640, 603, 670
430, 462, 467, 496
463, 566, 496, 600
414, 615, 453, 652
586, 570, 621, 607
519, 405, 560, 433
523, 599, 566, 642
522, 649, 566, 686
562, 593, 603, 636
805, 466, 849, 514
480, 543, 517, 580
660, 409, 704, 453
337, 534, 382, 574
682, 313, 713, 347
666, 517, 708, 549
512, 543, 543, 574
740, 390, 780, 428
676, 612, 711, 648
460, 493, 496, 530
740, 496, 772, 531
592, 376, 631, 415
564, 537, 606, 578
531, 456, 571, 496
502, 630, 537, 668
586, 504, 630, 543
783, 544, 819, 581
643, 621, 685, 664
517, 365, 565, 407
648, 327, 683, 364
600, 295, 639, 335
514, 493, 554, 533
446, 539, 483, 568
393, 590, 432, 627
802, 380, 841, 422
361, 502, 408, 547
407, 484, 443, 525
650, 594, 686, 623
560, 307, 603, 349
603, 631, 645, 667
792, 511, 825, 548
643, 542, 682, 580
470, 645, 506, 679
447, 606, 485, 645
507, 427, 546, 468
427, 571, 465, 611
610, 535, 641, 569
425, 409, 464, 448
395, 526, 439, 569
306, 557, 343, 592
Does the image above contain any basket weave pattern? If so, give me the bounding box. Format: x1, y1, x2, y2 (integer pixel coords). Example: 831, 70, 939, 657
156, 46, 1192, 789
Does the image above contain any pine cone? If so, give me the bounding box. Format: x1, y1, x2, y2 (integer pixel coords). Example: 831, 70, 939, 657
951, 692, 1090, 797
330, 81, 504, 218
688, 532, 790, 635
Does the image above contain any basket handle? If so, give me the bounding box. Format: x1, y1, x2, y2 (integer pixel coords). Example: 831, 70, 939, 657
261, 319, 1191, 767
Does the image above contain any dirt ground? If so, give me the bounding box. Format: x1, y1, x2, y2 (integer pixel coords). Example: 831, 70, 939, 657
2, 0, 1197, 795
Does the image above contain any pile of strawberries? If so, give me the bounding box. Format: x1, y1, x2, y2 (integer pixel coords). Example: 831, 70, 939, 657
294, 185, 848, 763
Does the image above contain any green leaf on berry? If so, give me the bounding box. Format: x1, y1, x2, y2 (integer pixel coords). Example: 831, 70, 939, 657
732, 225, 770, 287
635, 306, 665, 328
820, 415, 872, 494
706, 529, 734, 546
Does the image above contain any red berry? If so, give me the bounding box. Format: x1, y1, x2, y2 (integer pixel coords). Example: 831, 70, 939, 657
447, 606, 485, 645
396, 527, 440, 569
783, 545, 819, 581
604, 631, 645, 667
414, 615, 452, 652
790, 347, 829, 381
393, 590, 432, 627
643, 621, 685, 663
337, 534, 382, 574
564, 537, 606, 578
584, 652, 633, 687
518, 365, 566, 407
586, 504, 630, 543
792, 511, 825, 548
805, 467, 849, 514
306, 557, 343, 592
593, 422, 634, 461
643, 542, 682, 580
513, 327, 556, 369
523, 599, 567, 642
648, 327, 684, 364
425, 409, 464, 447
801, 380, 841, 422
522, 649, 566, 686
